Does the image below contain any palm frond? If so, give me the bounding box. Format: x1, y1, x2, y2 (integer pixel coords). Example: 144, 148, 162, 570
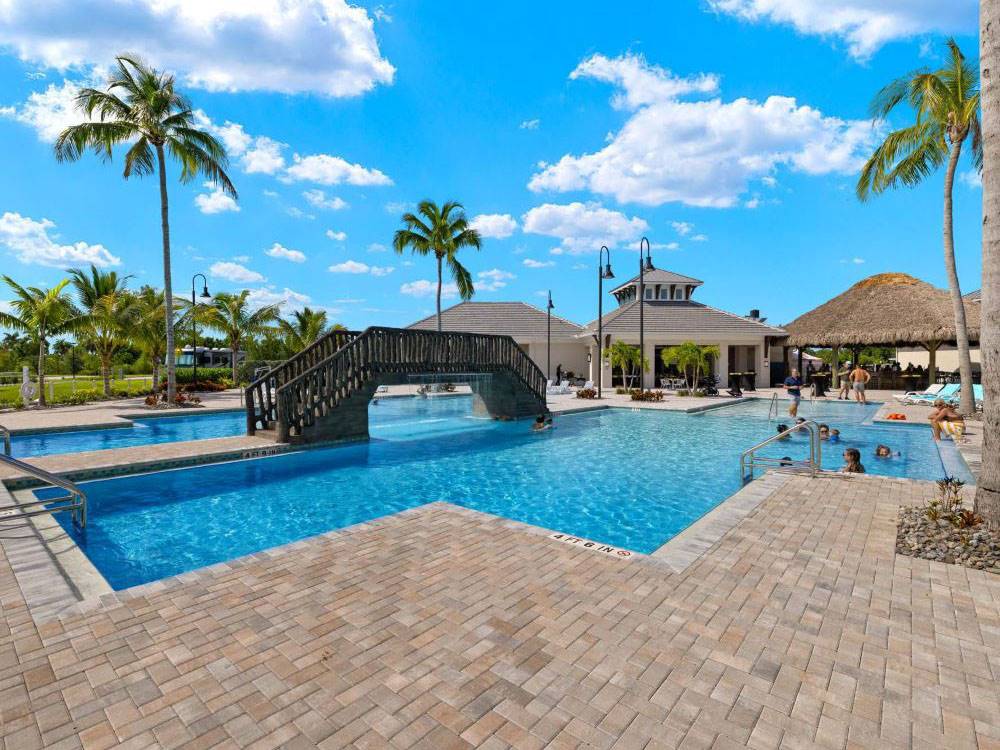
857, 122, 946, 200
449, 259, 475, 300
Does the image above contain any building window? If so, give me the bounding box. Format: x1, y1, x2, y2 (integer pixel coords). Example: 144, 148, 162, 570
659, 287, 669, 300
645, 287, 653, 299
673, 287, 684, 300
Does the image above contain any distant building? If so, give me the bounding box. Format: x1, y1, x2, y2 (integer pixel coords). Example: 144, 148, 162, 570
177, 345, 245, 369
895, 290, 981, 374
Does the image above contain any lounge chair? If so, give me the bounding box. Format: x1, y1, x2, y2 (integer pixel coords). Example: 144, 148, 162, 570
581, 381, 593, 390
901, 383, 960, 405
893, 383, 943, 403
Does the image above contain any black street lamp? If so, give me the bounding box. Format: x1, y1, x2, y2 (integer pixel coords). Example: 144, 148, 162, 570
546, 290, 554, 381
191, 274, 210, 388
597, 246, 614, 398
638, 237, 654, 390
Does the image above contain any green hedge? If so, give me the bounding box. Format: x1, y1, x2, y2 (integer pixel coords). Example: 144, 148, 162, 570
173, 367, 231, 385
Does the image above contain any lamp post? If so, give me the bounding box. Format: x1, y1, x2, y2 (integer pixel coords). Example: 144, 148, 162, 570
546, 290, 554, 381
597, 246, 614, 398
638, 237, 654, 390
191, 274, 210, 388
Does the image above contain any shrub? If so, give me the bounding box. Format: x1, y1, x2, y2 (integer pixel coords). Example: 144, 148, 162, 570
676, 389, 690, 397
630, 389, 664, 402
615, 387, 629, 395
576, 388, 597, 399
172, 367, 230, 385
693, 389, 706, 397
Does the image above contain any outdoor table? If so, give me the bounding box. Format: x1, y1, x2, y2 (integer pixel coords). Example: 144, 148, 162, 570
810, 373, 828, 397
729, 371, 756, 391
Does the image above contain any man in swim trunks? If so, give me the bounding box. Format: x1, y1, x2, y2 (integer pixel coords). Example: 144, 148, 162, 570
783, 368, 802, 417
849, 364, 870, 404
928, 399, 964, 442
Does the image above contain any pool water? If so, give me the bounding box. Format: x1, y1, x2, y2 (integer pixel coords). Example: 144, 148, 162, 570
45, 396, 968, 590
11, 410, 247, 458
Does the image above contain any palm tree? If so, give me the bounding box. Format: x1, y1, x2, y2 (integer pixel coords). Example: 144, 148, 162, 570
54, 55, 237, 403
202, 291, 281, 385
69, 266, 137, 395
978, 2, 1000, 529
661, 342, 720, 390
277, 307, 331, 355
857, 39, 981, 415
0, 277, 85, 406
604, 340, 647, 389
393, 200, 482, 330
132, 286, 167, 394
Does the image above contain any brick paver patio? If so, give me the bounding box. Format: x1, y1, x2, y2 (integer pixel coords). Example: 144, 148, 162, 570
2, 472, 999, 749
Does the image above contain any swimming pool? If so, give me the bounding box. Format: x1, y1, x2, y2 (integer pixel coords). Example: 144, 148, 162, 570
11, 410, 247, 457
44, 396, 967, 590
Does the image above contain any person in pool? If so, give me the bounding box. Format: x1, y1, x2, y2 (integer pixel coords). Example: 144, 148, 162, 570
818, 423, 830, 440
783, 369, 803, 417
874, 444, 900, 458
841, 448, 865, 473
829, 428, 841, 443
776, 423, 790, 440
532, 414, 553, 431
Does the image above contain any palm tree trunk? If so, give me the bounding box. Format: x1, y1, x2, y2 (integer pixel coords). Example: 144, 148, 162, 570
156, 144, 177, 402
37, 336, 46, 407
231, 336, 239, 387
942, 138, 976, 415
151, 357, 161, 395
436, 255, 443, 332
101, 356, 111, 396
977, 0, 1000, 529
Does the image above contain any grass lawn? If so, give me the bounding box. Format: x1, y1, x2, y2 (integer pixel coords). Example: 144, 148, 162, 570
0, 376, 154, 406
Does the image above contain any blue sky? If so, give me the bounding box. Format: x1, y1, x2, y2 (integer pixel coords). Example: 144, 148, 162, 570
0, 0, 982, 329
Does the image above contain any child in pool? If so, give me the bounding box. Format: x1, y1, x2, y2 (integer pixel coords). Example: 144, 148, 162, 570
841, 448, 865, 473
874, 444, 900, 458
532, 414, 553, 432
776, 424, 790, 440
828, 429, 840, 443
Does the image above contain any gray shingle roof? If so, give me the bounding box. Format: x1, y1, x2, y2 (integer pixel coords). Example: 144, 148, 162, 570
407, 301, 586, 341
584, 300, 787, 337
609, 268, 703, 295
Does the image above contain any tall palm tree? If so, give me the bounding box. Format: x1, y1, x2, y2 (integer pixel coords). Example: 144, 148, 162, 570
69, 266, 137, 395
202, 291, 281, 385
0, 277, 85, 406
277, 307, 330, 355
857, 39, 981, 415
132, 286, 167, 394
54, 54, 237, 402
393, 200, 482, 331
978, 2, 1000, 529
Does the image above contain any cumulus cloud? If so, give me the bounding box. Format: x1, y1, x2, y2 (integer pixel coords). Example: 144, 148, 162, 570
521, 202, 648, 254
210, 261, 264, 283
523, 258, 555, 268
529, 53, 875, 208
246, 285, 311, 310
0, 0, 395, 96
570, 53, 719, 110
0, 79, 86, 141
691, 234, 709, 242
960, 169, 982, 189
265, 243, 306, 263
194, 183, 240, 214
367, 243, 387, 253
519, 119, 540, 130
400, 280, 458, 299
671, 221, 693, 236
707, 0, 976, 60
477, 269, 515, 292
284, 154, 392, 186
626, 240, 679, 251
302, 189, 349, 210
470, 213, 518, 239
325, 229, 347, 241
328, 260, 393, 276
0, 211, 120, 267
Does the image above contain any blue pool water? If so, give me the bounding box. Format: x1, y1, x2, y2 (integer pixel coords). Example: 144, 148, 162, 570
11, 410, 247, 457
46, 396, 968, 590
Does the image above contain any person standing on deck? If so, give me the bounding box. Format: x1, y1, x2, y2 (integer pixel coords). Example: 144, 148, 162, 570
849, 364, 871, 404
783, 368, 803, 418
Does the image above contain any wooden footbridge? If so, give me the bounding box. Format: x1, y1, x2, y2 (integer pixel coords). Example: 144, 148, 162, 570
245, 327, 548, 444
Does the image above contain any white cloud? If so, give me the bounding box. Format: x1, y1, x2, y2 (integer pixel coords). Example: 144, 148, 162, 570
192, 111, 287, 175
246, 285, 311, 310
232, 255, 250, 262
671, 221, 693, 236
529, 53, 875, 208
367, 243, 387, 253
477, 268, 515, 291
210, 261, 264, 283
325, 229, 348, 241
194, 183, 240, 214
745, 197, 761, 209
373, 5, 392, 22
841, 257, 866, 265
384, 201, 411, 214
286, 207, 315, 221
626, 240, 679, 251
521, 201, 648, 254
707, 0, 976, 60
519, 119, 540, 130
400, 279, 459, 299
960, 169, 982, 189
470, 213, 518, 239
570, 53, 719, 110
761, 175, 778, 187
265, 243, 306, 263
0, 211, 120, 267
523, 258, 555, 268
0, 79, 86, 141
691, 234, 709, 242
0, 0, 395, 96
328, 260, 394, 276
303, 189, 349, 211
242, 137, 287, 175
284, 154, 392, 186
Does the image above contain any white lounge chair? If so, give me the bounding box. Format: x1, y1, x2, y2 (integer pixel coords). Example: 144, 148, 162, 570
581, 381, 593, 390
893, 382, 943, 403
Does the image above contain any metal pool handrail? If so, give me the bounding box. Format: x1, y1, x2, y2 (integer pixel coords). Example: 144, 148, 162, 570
0, 453, 87, 529
740, 419, 821, 483
767, 393, 779, 422
0, 423, 9, 456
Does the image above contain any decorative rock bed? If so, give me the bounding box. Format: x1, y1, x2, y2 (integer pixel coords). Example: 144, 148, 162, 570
896, 506, 1000, 572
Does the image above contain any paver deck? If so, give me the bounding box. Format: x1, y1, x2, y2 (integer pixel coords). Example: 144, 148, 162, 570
2, 471, 998, 749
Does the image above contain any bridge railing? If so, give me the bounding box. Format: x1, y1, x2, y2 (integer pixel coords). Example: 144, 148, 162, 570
245, 328, 361, 434
272, 327, 547, 441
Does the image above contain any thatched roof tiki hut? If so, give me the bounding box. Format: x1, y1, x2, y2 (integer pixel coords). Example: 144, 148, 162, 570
783, 273, 981, 387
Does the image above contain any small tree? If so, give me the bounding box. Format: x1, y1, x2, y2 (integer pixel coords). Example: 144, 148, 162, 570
661, 342, 719, 390
132, 286, 167, 394
604, 340, 647, 389
202, 291, 280, 386
69, 265, 136, 395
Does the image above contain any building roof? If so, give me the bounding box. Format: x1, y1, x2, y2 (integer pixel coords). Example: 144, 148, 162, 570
965, 289, 981, 303
783, 273, 981, 347
583, 299, 786, 337
609, 268, 704, 295
407, 301, 586, 341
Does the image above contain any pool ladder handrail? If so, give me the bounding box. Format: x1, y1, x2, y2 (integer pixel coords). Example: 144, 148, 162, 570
739, 419, 822, 484
0, 453, 87, 529
0, 423, 9, 456
767, 393, 779, 422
